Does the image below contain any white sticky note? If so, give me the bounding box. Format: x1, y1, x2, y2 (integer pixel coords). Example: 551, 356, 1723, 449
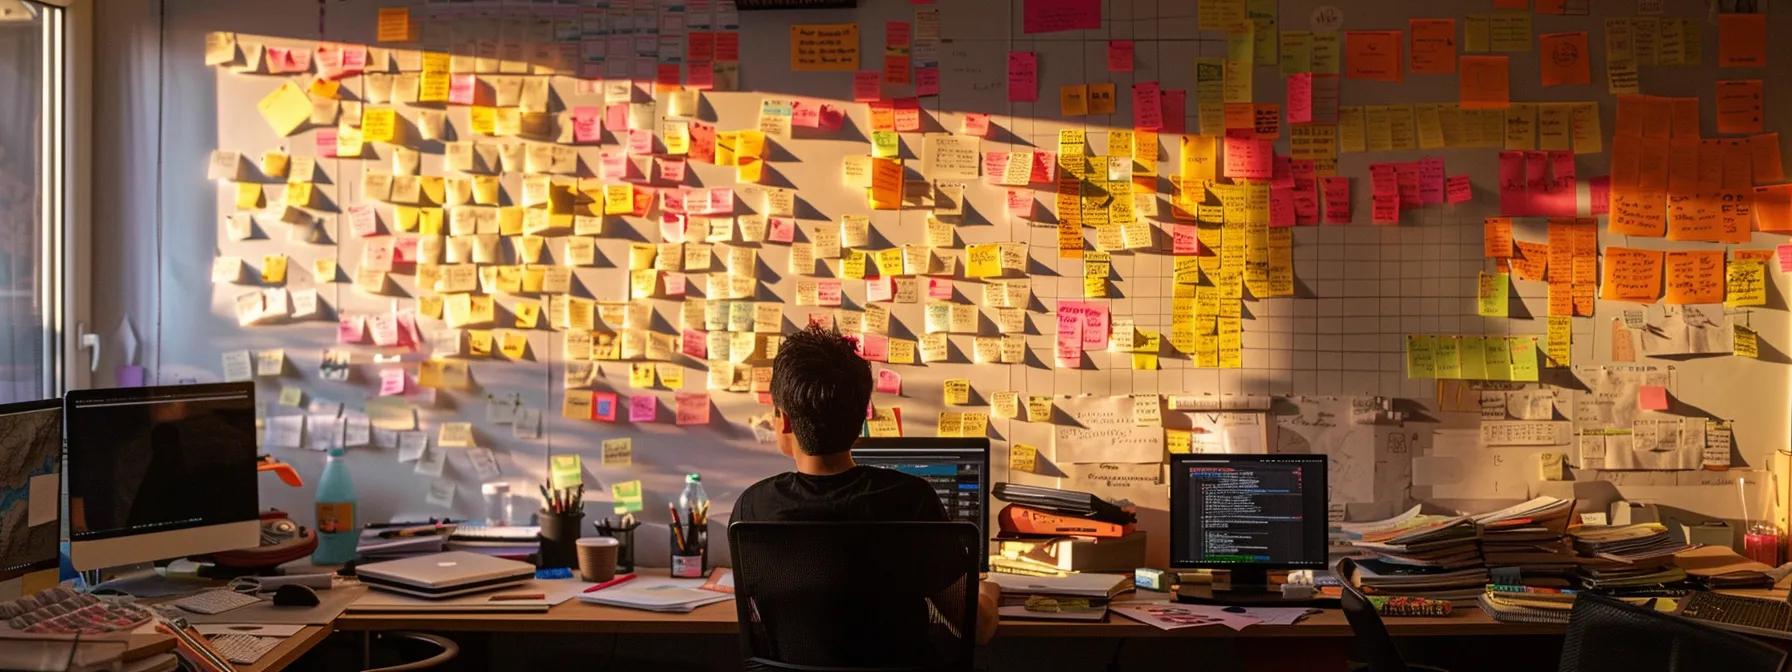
27, 474, 56, 527
426, 478, 456, 508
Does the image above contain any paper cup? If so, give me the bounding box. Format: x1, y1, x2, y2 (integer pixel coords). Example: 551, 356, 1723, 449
576, 536, 621, 582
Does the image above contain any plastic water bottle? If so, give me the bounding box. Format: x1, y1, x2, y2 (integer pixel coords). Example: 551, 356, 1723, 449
311, 447, 358, 564
671, 473, 709, 577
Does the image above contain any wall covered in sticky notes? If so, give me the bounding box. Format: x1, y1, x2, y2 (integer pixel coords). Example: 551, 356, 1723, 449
92, 0, 1792, 568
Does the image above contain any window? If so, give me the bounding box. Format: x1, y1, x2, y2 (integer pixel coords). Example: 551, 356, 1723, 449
0, 0, 64, 403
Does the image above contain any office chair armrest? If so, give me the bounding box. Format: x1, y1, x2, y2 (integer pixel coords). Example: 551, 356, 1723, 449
362, 632, 459, 672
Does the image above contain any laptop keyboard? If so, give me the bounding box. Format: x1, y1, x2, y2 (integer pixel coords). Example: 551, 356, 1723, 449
1681, 592, 1792, 633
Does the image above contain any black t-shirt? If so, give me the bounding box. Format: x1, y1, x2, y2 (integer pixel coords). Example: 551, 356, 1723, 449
734, 465, 948, 523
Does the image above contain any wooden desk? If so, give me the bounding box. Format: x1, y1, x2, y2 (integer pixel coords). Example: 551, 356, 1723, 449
241, 625, 331, 672
334, 597, 1562, 639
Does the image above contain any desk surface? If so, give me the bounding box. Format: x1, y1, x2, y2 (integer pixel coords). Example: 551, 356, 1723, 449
334, 597, 1564, 639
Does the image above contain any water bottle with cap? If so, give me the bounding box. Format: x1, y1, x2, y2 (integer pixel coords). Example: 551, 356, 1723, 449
311, 447, 358, 564
671, 473, 710, 577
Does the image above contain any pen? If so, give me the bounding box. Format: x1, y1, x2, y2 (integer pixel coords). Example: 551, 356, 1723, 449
669, 503, 685, 552
582, 573, 638, 593
378, 523, 454, 539
489, 592, 546, 601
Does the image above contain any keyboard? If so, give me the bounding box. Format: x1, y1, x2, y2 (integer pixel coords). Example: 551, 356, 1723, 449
210, 634, 282, 664
171, 589, 262, 615
1678, 591, 1792, 639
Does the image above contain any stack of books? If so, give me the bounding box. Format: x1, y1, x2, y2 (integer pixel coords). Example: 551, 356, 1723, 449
986, 572, 1133, 622
1674, 545, 1776, 590
1473, 496, 1578, 589
1569, 523, 1693, 591
989, 483, 1138, 578
1475, 585, 1579, 624
356, 523, 453, 560
1344, 514, 1489, 603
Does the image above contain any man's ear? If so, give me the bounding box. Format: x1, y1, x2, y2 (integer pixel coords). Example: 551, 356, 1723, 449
777, 429, 797, 458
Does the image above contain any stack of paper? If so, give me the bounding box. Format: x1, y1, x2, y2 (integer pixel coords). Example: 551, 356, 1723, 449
1475, 587, 1578, 624
1674, 546, 1775, 589
1348, 515, 1484, 570
356, 530, 448, 560
1569, 523, 1693, 590
446, 525, 540, 559
576, 577, 732, 613
1474, 496, 1579, 588
987, 572, 1131, 621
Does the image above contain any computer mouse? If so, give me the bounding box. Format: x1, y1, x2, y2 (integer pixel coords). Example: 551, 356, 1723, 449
272, 584, 320, 607
1222, 606, 1247, 614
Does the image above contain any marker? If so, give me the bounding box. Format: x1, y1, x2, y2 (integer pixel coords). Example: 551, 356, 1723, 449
582, 573, 639, 593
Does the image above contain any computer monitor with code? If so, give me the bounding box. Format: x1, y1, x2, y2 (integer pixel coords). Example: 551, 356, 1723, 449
851, 437, 989, 569
1170, 453, 1328, 605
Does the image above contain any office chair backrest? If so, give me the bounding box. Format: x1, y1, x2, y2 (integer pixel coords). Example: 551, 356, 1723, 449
1558, 593, 1788, 672
729, 521, 980, 672
1336, 558, 1410, 672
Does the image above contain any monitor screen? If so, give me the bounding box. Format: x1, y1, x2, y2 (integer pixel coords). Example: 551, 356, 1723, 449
1170, 454, 1328, 570
851, 438, 989, 563
65, 383, 259, 544
0, 399, 60, 582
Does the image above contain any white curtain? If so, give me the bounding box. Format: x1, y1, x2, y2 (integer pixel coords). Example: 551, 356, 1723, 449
0, 8, 45, 404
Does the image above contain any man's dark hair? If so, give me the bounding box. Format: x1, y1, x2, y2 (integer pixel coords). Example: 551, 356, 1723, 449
771, 324, 871, 455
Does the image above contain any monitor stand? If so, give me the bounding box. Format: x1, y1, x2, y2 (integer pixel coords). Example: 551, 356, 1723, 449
1173, 568, 1327, 607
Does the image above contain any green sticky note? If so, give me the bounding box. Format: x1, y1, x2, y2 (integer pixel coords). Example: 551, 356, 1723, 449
1434, 336, 1463, 379
1405, 335, 1437, 379
870, 131, 900, 159
1477, 272, 1509, 317
610, 479, 644, 514
1509, 336, 1539, 382
1459, 337, 1488, 380
1484, 337, 1512, 381
549, 454, 583, 490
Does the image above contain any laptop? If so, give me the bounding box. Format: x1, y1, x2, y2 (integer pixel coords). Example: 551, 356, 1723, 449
1677, 590, 1792, 640
356, 551, 536, 599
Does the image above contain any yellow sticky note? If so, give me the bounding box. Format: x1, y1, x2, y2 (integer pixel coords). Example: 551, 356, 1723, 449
1735, 325, 1759, 358
630, 362, 656, 388
1008, 443, 1039, 473
260, 255, 287, 284
943, 378, 970, 405
1024, 396, 1051, 422
234, 182, 262, 210
256, 81, 313, 136
361, 106, 397, 143
499, 330, 528, 359
602, 438, 632, 467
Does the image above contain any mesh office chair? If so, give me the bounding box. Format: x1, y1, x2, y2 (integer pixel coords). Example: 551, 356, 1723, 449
1558, 593, 1787, 672
728, 521, 981, 672
1336, 558, 1449, 672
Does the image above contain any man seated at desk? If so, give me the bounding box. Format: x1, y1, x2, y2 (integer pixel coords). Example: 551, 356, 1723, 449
735, 325, 1001, 661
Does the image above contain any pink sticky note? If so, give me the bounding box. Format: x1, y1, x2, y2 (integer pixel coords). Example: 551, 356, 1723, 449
1007, 51, 1038, 103
915, 67, 940, 96
316, 129, 339, 158
886, 20, 912, 47
628, 128, 654, 155
1369, 164, 1398, 196
378, 368, 405, 396
1372, 193, 1400, 225
572, 106, 603, 143
1395, 163, 1421, 206
337, 315, 365, 343
1524, 151, 1549, 193
1269, 184, 1296, 227
1638, 386, 1669, 411
661, 213, 688, 242
1589, 176, 1611, 215
1054, 309, 1084, 367
927, 277, 954, 300
629, 395, 656, 423
1108, 40, 1135, 72
682, 329, 707, 358
893, 98, 922, 132
1079, 304, 1110, 350
1778, 244, 1792, 272
866, 276, 894, 302
687, 61, 715, 90
1417, 157, 1446, 205
664, 273, 687, 297
853, 71, 882, 102
593, 392, 618, 422
1172, 223, 1201, 254
707, 187, 734, 215
1446, 175, 1472, 204
875, 368, 902, 395
791, 100, 821, 128
768, 217, 796, 243
605, 104, 628, 132
1551, 150, 1576, 192
860, 334, 889, 362
1006, 189, 1033, 218
601, 149, 629, 180
1287, 73, 1314, 124
816, 279, 844, 306
1323, 177, 1351, 224
348, 204, 379, 237
688, 121, 717, 163
448, 74, 477, 105
817, 104, 846, 131
1024, 0, 1100, 34
1131, 81, 1163, 130
674, 393, 710, 426
1222, 137, 1272, 179
393, 236, 418, 264
961, 113, 991, 137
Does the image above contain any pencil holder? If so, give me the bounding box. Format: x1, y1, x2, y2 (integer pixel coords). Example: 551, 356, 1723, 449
594, 520, 640, 573
537, 509, 584, 569
669, 521, 709, 578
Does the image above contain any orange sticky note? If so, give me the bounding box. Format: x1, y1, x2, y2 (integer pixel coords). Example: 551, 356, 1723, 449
1754, 183, 1792, 232
1060, 84, 1089, 116
1345, 31, 1403, 82
1458, 55, 1510, 109
1409, 19, 1457, 75
1750, 133, 1785, 184
1600, 247, 1663, 303
377, 7, 411, 43
1716, 80, 1764, 135
1718, 13, 1767, 69
1663, 250, 1725, 305
1538, 32, 1589, 87
1668, 97, 1700, 139
1484, 217, 1513, 258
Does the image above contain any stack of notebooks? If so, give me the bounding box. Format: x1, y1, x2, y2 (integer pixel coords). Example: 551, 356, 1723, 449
986, 572, 1133, 622
1473, 496, 1579, 589
989, 483, 1139, 578
1475, 585, 1579, 624
356, 525, 453, 560
1569, 523, 1693, 591
1343, 512, 1488, 603
445, 525, 541, 559
1674, 545, 1776, 590
576, 576, 733, 613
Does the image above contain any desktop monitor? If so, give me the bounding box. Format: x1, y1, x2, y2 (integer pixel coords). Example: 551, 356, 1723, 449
0, 399, 61, 584
850, 437, 989, 567
1170, 453, 1328, 602
66, 383, 261, 571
